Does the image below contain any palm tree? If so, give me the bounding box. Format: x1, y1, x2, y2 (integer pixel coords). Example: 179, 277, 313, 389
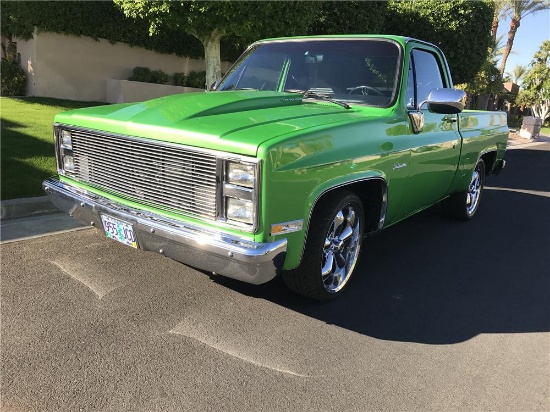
499, 0, 550, 76
505, 64, 528, 84
491, 0, 509, 41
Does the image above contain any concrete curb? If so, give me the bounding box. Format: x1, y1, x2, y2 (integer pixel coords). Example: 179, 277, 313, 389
0, 195, 60, 221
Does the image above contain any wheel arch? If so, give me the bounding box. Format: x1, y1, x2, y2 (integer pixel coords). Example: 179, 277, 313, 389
298, 175, 388, 264
480, 150, 496, 175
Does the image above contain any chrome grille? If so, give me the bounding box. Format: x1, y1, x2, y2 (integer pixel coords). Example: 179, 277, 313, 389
67, 128, 218, 220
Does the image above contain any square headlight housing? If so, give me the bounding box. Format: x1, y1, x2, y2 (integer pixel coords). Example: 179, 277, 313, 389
61, 130, 73, 149
227, 162, 256, 188
54, 125, 75, 174
221, 159, 260, 230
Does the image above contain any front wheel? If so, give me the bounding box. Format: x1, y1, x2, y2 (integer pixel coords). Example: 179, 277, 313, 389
282, 191, 364, 301
443, 158, 485, 220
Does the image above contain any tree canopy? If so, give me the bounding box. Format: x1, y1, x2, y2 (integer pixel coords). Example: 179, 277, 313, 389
499, 0, 550, 75
516, 40, 550, 122
383, 0, 494, 85
4, 0, 496, 89
114, 0, 317, 87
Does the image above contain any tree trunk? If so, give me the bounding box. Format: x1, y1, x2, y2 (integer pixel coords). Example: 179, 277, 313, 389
532, 101, 550, 123
499, 15, 520, 75
200, 30, 222, 90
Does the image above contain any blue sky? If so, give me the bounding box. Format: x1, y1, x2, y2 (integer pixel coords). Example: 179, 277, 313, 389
496, 8, 550, 76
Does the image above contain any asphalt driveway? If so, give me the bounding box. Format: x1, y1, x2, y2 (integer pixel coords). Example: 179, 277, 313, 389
1, 142, 549, 411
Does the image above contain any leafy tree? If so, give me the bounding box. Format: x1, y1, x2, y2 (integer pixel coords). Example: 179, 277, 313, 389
455, 39, 503, 109
516, 40, 550, 122
383, 0, 494, 84
499, 0, 550, 75
309, 1, 388, 35
0, 1, 213, 60
506, 64, 528, 84
114, 0, 317, 88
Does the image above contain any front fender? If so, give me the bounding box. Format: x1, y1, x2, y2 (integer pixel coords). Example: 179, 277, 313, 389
261, 162, 387, 270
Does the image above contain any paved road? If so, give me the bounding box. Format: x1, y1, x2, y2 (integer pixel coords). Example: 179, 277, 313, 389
2, 143, 549, 411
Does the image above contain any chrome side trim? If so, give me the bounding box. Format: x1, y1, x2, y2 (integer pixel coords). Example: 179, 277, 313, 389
43, 178, 286, 285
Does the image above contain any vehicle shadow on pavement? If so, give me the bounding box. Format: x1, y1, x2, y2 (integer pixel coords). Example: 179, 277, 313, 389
213, 148, 550, 344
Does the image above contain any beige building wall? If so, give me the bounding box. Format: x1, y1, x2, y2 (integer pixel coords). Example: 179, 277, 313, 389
13, 32, 232, 102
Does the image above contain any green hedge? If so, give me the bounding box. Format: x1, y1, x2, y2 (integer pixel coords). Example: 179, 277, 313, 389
1, 58, 26, 96
0, 1, 242, 61
128, 67, 206, 89
1, 1, 494, 85
128, 67, 170, 85
507, 114, 523, 129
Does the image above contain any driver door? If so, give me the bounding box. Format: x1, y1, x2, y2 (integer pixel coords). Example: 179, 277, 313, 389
404, 47, 462, 214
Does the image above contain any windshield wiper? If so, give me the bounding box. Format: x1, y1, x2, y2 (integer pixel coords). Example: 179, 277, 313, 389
223, 85, 259, 91
284, 89, 351, 110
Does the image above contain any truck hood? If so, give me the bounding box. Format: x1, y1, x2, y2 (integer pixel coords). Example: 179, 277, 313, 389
55, 91, 371, 156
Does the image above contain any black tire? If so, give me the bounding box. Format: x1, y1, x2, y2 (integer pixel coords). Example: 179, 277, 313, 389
443, 158, 485, 220
282, 191, 365, 301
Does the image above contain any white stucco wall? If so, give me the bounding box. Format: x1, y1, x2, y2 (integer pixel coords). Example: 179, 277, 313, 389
13, 32, 232, 102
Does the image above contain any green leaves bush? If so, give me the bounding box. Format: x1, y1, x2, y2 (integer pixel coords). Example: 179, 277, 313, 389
172, 72, 186, 87
0, 1, 242, 61
1, 58, 26, 96
128, 67, 170, 84
507, 114, 523, 129
172, 71, 206, 88
382, 0, 493, 85
185, 71, 206, 89
128, 67, 205, 89
2, 0, 495, 85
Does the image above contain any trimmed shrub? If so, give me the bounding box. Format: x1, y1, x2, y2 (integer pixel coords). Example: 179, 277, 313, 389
150, 69, 170, 85
1, 58, 26, 96
172, 72, 186, 87
128, 67, 169, 84
186, 71, 206, 89
128, 66, 152, 83
507, 114, 523, 129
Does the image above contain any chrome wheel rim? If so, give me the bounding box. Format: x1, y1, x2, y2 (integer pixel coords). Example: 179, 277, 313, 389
321, 204, 362, 293
466, 167, 482, 216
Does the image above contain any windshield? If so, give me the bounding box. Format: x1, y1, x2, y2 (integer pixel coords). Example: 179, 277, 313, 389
217, 39, 402, 107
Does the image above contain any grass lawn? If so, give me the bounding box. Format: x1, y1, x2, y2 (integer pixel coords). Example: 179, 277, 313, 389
1, 97, 103, 200
541, 126, 550, 136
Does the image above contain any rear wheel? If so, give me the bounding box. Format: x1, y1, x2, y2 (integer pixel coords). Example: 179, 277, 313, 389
283, 191, 364, 301
443, 159, 485, 220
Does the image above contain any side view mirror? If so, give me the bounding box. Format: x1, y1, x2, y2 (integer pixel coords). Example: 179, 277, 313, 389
409, 88, 466, 134
424, 88, 466, 114
209, 80, 220, 92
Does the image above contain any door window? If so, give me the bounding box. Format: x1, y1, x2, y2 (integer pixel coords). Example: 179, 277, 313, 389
407, 49, 446, 109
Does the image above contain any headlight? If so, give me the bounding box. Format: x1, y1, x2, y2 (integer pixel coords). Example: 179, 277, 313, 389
221, 159, 259, 229
61, 130, 72, 149
63, 154, 75, 171
55, 126, 75, 174
226, 198, 254, 224
227, 162, 255, 188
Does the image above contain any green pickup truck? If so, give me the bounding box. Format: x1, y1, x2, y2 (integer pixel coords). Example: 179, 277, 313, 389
44, 35, 508, 300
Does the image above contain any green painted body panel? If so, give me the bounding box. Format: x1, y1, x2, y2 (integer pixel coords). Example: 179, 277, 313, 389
55, 91, 356, 157
53, 35, 508, 271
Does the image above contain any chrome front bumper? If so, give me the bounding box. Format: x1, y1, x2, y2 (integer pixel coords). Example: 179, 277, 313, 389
43, 178, 287, 285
